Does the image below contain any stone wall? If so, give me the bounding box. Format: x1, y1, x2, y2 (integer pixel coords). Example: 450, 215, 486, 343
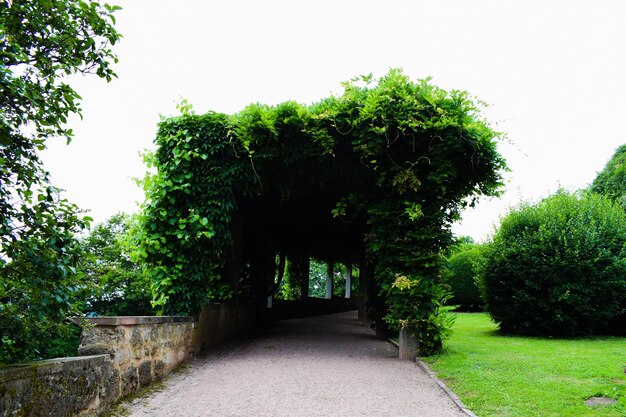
0, 355, 117, 417
78, 316, 196, 397
0, 304, 257, 417
0, 316, 195, 417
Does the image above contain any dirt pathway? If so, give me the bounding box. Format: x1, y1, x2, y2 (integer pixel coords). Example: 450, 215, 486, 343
122, 311, 467, 417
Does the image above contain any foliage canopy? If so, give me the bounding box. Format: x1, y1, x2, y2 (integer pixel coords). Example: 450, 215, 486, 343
482, 191, 626, 336
590, 144, 626, 208
79, 213, 153, 316
0, 0, 120, 364
135, 70, 506, 353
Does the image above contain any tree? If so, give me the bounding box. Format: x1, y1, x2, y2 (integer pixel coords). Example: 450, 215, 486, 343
449, 235, 475, 252
79, 213, 153, 316
590, 144, 626, 208
0, 0, 120, 364
443, 244, 484, 311
1, 0, 120, 140
308, 260, 344, 298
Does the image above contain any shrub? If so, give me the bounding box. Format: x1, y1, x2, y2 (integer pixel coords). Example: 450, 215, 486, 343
383, 274, 454, 354
444, 245, 484, 311
481, 191, 626, 336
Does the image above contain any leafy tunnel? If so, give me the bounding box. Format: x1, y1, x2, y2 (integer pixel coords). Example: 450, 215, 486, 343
135, 69, 506, 354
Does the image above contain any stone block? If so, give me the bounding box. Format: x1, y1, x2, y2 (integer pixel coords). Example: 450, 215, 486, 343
130, 327, 143, 350
399, 327, 418, 360
78, 342, 115, 356
122, 365, 138, 396
153, 360, 165, 380
138, 361, 152, 387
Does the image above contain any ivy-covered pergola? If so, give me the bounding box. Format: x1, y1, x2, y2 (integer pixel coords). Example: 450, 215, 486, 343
136, 70, 505, 353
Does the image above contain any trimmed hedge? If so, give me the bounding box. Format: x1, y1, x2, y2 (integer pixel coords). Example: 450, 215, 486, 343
482, 191, 626, 336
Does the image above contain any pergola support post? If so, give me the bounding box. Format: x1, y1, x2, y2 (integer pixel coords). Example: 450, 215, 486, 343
399, 327, 418, 360
345, 264, 352, 299
357, 254, 369, 321
325, 263, 334, 299
297, 256, 310, 300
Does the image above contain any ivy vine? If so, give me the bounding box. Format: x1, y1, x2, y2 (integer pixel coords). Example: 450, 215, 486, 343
134, 69, 506, 354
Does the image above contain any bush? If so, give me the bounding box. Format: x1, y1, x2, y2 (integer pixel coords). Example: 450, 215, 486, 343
383, 274, 454, 354
482, 191, 626, 336
444, 245, 484, 311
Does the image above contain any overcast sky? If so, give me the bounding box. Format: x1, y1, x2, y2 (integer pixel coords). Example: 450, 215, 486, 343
42, 0, 626, 241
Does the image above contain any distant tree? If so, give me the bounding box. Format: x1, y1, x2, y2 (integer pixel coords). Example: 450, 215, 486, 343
307, 260, 348, 298
444, 235, 476, 257
443, 244, 484, 311
590, 144, 626, 208
278, 259, 358, 300
0, 0, 120, 364
79, 213, 153, 316
454, 235, 475, 247
308, 260, 330, 298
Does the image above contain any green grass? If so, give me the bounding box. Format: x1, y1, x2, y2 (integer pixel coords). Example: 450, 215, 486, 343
423, 313, 626, 417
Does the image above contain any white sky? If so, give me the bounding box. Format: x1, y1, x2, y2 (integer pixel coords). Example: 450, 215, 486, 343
42, 0, 626, 241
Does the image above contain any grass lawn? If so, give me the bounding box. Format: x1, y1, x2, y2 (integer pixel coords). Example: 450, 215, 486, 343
422, 313, 626, 417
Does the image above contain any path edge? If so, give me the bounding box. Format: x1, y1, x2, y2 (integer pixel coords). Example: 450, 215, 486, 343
388, 339, 479, 417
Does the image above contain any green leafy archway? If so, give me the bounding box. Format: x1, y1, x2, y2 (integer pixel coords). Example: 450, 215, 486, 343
135, 70, 506, 353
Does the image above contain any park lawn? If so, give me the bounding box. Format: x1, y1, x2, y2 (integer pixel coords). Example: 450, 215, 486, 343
422, 313, 626, 417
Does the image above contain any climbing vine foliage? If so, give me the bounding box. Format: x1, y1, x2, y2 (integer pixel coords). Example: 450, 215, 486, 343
135, 70, 506, 354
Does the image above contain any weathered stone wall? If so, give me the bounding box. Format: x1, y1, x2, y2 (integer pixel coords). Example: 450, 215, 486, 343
0, 355, 118, 417
0, 316, 194, 417
79, 316, 196, 397
0, 304, 256, 417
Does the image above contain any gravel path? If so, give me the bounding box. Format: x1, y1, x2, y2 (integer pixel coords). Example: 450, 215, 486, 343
123, 311, 467, 417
